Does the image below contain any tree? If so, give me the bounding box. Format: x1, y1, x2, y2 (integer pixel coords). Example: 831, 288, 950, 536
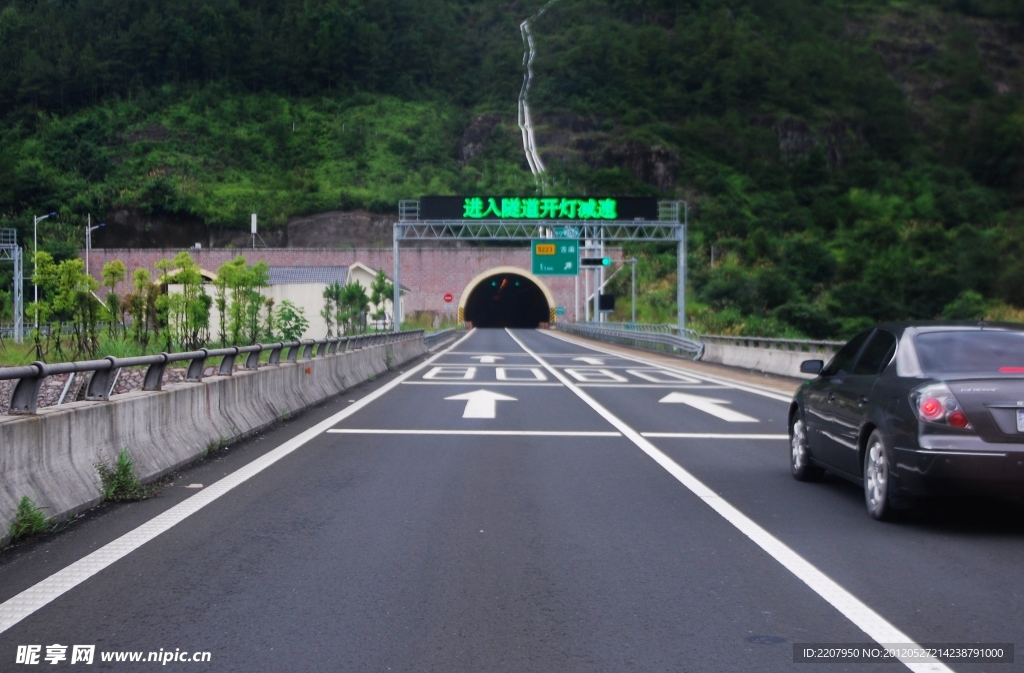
215, 255, 268, 345
340, 281, 370, 334
32, 253, 101, 360
127, 268, 153, 348
100, 259, 126, 337
216, 256, 251, 345
245, 261, 269, 344
369, 269, 394, 328
211, 273, 229, 345
160, 252, 210, 350
275, 300, 309, 341
321, 281, 342, 337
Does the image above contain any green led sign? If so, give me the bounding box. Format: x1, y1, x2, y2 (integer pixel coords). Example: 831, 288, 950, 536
463, 197, 617, 220
418, 196, 658, 221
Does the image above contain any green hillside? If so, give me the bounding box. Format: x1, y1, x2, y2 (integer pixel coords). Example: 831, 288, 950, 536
0, 0, 1022, 337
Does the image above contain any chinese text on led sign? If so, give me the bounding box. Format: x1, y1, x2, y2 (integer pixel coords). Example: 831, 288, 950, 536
463, 197, 618, 220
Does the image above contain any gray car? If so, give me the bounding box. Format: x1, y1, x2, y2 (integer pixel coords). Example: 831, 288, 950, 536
789, 322, 1024, 520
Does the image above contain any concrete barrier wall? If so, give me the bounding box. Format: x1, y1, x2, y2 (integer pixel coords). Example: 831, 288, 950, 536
700, 342, 820, 379
0, 336, 426, 545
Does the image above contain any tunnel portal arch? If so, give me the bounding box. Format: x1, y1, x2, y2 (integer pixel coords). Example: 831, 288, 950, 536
459, 266, 554, 328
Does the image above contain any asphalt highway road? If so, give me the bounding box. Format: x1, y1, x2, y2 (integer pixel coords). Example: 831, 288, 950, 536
1, 328, 1021, 672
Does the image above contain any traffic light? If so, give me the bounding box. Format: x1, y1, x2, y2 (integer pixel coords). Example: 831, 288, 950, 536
580, 257, 612, 267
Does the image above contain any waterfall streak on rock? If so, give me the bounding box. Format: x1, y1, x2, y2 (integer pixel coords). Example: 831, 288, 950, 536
518, 2, 556, 177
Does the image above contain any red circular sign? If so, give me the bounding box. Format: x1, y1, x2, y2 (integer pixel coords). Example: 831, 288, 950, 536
443, 293, 453, 303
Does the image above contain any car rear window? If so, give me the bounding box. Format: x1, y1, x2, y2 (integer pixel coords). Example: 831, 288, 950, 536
914, 330, 1024, 375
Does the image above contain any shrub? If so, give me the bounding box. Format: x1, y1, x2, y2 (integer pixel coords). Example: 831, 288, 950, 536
10, 496, 49, 542
95, 448, 151, 501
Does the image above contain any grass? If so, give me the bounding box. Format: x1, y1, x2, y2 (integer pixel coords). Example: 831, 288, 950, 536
400, 314, 462, 332
9, 496, 49, 543
95, 448, 153, 502
202, 436, 229, 458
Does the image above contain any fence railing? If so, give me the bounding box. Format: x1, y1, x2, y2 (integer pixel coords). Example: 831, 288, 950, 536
598, 322, 703, 342
423, 328, 461, 348
558, 322, 704, 358
0, 330, 424, 415
558, 322, 847, 362
699, 333, 844, 355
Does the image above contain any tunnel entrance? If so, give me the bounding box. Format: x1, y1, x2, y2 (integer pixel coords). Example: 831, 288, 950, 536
463, 272, 551, 328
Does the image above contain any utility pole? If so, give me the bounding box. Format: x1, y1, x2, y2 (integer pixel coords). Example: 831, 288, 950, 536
677, 201, 688, 334
32, 211, 56, 328
85, 214, 105, 276
629, 258, 637, 323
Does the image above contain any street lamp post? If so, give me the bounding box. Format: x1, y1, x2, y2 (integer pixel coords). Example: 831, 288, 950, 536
677, 200, 689, 334
85, 213, 105, 276
33, 211, 57, 328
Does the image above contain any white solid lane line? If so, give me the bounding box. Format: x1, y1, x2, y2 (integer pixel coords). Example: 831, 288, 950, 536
0, 329, 480, 636
510, 329, 949, 673
327, 429, 621, 437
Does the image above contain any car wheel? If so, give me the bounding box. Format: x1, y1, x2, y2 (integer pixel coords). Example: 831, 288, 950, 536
790, 416, 824, 481
864, 430, 896, 520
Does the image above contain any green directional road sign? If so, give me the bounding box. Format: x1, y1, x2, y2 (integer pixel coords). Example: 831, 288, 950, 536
532, 239, 579, 276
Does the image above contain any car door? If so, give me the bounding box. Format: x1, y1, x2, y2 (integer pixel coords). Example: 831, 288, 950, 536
828, 329, 898, 476
803, 330, 873, 470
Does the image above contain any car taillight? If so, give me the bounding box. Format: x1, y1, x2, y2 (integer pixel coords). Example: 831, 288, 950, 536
910, 383, 972, 429
919, 397, 943, 420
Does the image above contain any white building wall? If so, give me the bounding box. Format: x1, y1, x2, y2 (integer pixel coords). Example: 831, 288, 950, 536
169, 265, 402, 343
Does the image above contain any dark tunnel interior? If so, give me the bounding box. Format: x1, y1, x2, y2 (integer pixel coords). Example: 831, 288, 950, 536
463, 273, 550, 328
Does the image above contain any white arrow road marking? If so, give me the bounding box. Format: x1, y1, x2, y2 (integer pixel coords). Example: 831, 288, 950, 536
445, 389, 518, 419
572, 356, 605, 365
471, 356, 503, 364
658, 392, 758, 423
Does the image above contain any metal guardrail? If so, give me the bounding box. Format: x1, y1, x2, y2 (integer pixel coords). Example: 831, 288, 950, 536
699, 334, 844, 355
0, 330, 424, 415
558, 323, 847, 362
599, 322, 703, 342
558, 322, 705, 359
423, 328, 461, 348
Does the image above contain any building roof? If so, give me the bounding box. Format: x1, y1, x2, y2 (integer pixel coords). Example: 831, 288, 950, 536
267, 266, 349, 285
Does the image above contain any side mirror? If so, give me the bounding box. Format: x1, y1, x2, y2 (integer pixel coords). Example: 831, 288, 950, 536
800, 359, 824, 375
